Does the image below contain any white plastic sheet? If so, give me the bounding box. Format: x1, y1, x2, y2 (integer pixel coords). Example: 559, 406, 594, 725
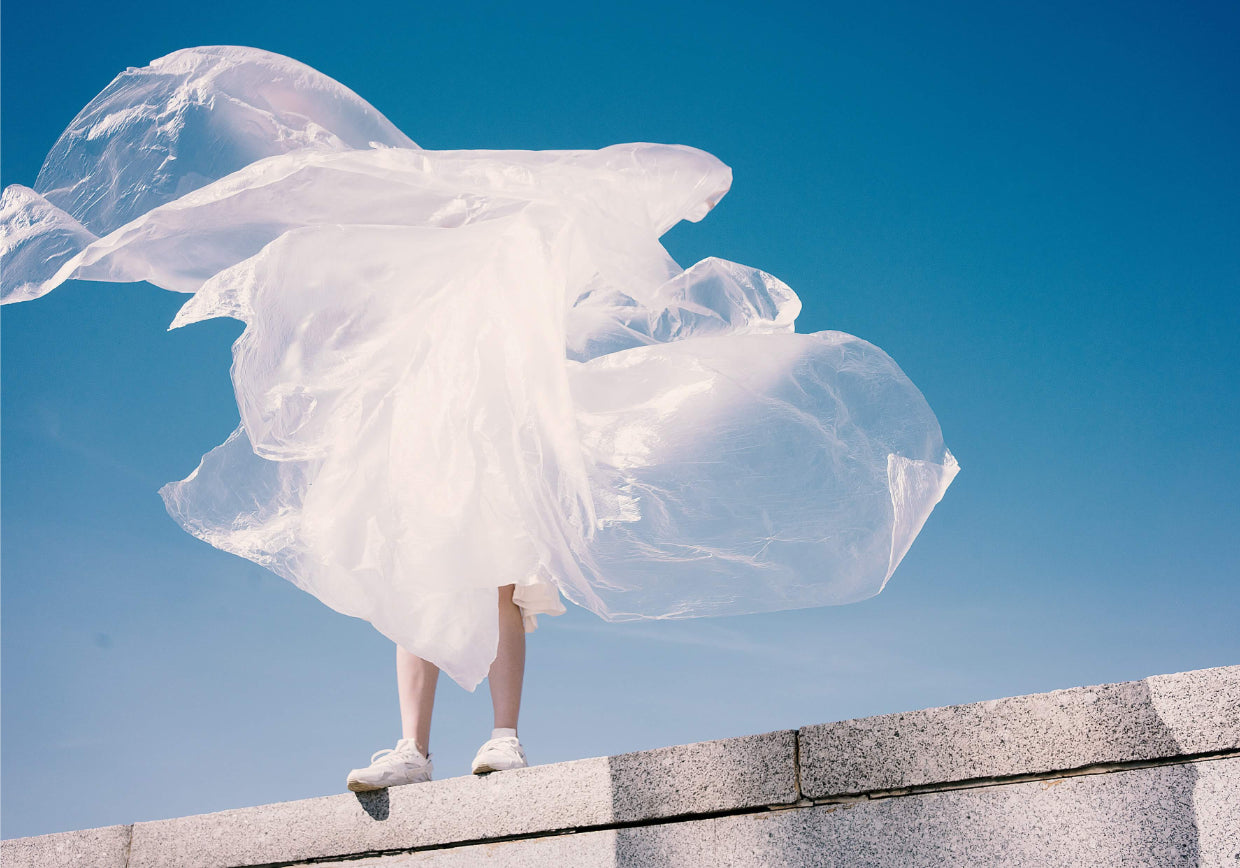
1, 46, 958, 689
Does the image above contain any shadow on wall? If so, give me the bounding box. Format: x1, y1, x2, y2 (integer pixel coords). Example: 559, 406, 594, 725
1096, 678, 1201, 861
355, 789, 390, 822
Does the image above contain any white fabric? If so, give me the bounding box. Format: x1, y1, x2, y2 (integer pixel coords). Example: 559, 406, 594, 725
0, 46, 959, 690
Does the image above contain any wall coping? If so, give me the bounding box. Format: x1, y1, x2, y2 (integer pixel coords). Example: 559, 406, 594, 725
4, 664, 1236, 868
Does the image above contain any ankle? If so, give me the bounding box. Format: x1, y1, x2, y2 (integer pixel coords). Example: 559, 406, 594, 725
491, 726, 517, 740
399, 736, 429, 757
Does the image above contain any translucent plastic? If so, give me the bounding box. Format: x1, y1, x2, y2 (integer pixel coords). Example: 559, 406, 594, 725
1, 46, 958, 689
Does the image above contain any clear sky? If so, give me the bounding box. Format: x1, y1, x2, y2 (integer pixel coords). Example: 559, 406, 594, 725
3, 0, 1237, 841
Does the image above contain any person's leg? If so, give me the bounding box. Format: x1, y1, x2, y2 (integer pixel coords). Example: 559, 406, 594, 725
346, 646, 437, 791
396, 645, 439, 756
489, 583, 525, 731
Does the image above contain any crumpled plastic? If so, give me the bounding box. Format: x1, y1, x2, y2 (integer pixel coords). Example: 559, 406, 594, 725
1, 46, 959, 689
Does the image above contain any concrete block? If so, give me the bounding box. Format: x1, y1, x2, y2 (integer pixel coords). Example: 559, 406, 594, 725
715, 756, 1240, 867
127, 757, 612, 868
0, 824, 131, 868
1196, 758, 1240, 867
126, 729, 794, 868
799, 664, 1239, 798
606, 729, 798, 821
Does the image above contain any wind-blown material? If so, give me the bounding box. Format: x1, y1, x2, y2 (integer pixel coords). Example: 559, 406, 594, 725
1, 46, 959, 689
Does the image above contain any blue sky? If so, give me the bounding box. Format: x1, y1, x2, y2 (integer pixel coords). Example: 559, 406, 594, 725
3, 0, 1238, 840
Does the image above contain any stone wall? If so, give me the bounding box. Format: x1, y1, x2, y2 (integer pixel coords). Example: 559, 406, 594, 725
5, 665, 1238, 867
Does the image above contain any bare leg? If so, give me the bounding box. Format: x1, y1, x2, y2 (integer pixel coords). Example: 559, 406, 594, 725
489, 584, 526, 731
396, 646, 439, 756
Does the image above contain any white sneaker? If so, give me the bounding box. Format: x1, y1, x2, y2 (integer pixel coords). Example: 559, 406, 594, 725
470, 735, 529, 774
346, 738, 433, 792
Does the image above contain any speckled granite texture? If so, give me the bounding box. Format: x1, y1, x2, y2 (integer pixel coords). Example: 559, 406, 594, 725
0, 825, 132, 868
712, 758, 1239, 868
317, 758, 1240, 867
4, 665, 1237, 868
798, 664, 1239, 798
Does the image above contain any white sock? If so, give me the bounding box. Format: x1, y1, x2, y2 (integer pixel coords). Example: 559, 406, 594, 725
491, 727, 518, 740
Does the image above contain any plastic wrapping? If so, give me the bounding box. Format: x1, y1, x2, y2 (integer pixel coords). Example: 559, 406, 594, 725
1, 46, 958, 689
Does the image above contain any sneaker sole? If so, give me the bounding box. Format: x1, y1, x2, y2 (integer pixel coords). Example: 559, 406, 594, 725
471, 761, 528, 774
347, 776, 432, 792
347, 779, 385, 793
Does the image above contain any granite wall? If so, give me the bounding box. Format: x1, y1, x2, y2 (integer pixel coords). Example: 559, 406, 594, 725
5, 665, 1237, 867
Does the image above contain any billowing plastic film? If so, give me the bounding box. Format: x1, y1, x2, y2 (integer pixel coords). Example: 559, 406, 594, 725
1, 46, 958, 690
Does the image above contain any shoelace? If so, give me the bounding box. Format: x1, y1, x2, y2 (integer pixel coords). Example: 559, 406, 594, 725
478, 736, 523, 754
370, 746, 429, 764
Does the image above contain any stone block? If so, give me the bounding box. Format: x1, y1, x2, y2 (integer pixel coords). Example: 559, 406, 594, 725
126, 729, 794, 867
715, 756, 1240, 867
607, 729, 797, 821
798, 664, 1239, 798
0, 824, 131, 868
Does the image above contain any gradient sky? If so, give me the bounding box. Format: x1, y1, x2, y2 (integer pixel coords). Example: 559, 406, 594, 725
3, 0, 1237, 840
